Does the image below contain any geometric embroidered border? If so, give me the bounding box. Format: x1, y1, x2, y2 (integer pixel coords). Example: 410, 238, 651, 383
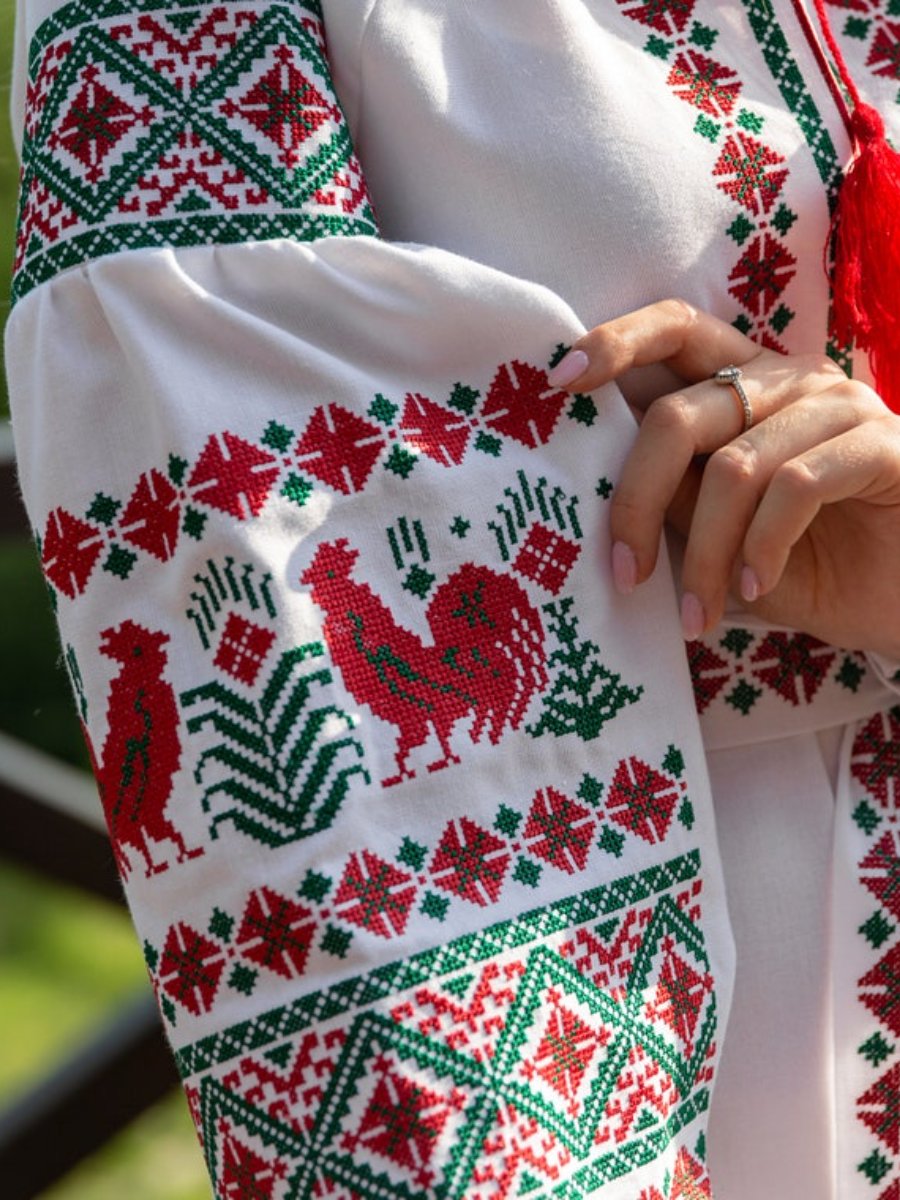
176, 849, 705, 1075
849, 706, 900, 1195
145, 755, 695, 1023
39, 366, 585, 601
175, 850, 717, 1198
14, 0, 377, 304
614, 0, 842, 355
688, 626, 869, 717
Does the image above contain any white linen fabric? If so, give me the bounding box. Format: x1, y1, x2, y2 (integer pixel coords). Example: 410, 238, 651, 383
6, 2, 900, 1198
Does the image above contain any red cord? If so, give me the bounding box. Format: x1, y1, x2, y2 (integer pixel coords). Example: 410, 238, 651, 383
790, 0, 854, 138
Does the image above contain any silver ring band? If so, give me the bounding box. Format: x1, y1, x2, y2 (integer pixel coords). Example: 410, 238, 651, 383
713, 365, 753, 433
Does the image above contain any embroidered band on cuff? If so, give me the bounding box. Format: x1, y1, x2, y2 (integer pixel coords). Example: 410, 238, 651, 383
713, 365, 753, 433
12, 0, 379, 306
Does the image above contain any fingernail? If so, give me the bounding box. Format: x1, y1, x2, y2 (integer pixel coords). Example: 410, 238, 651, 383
681, 592, 706, 641
740, 565, 760, 603
611, 541, 637, 594
547, 348, 589, 389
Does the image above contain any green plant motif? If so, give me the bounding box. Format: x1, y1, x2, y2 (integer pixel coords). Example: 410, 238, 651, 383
181, 643, 369, 847
527, 598, 643, 741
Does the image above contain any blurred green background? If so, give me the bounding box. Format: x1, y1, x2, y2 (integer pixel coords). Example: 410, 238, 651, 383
0, 1, 210, 1194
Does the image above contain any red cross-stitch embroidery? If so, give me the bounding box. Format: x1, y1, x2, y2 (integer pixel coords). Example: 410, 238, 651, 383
480, 361, 569, 449
84, 620, 202, 878
852, 708, 900, 810
617, 0, 697, 37
390, 961, 522, 1063
38, 357, 585, 600
859, 943, 900, 1039
13, 2, 378, 302
868, 20, 900, 78
213, 613, 276, 686
301, 540, 547, 786
643, 940, 714, 1056
399, 392, 471, 467
727, 232, 797, 316
860, 832, 900, 922
522, 786, 595, 874
340, 1058, 465, 1191
221, 45, 341, 169
604, 1044, 678, 1149
612, 0, 837, 352
606, 757, 680, 845
333, 851, 417, 940
119, 468, 182, 561
119, 9, 252, 87
858, 1062, 900, 1156
41, 507, 105, 599
687, 627, 867, 717
218, 1123, 288, 1199
235, 888, 317, 980
430, 817, 512, 907
525, 993, 610, 1112
512, 523, 581, 595
848, 703, 900, 1191
712, 132, 788, 214
158, 920, 227, 1016
188, 432, 281, 520
145, 749, 697, 1021
47, 63, 155, 183
293, 404, 386, 495
226, 1028, 348, 1136
668, 50, 741, 116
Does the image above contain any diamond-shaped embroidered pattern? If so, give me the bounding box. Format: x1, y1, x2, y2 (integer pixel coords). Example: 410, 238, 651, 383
14, 2, 378, 301
213, 612, 276, 685
181, 853, 716, 1199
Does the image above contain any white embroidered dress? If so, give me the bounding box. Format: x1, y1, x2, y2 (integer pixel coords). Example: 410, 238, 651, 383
6, 2, 900, 1198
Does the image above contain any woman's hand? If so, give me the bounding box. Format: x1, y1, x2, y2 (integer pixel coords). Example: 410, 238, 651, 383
547, 299, 900, 658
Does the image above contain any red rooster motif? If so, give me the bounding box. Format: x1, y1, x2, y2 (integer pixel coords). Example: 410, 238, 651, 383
84, 620, 202, 878
300, 539, 548, 785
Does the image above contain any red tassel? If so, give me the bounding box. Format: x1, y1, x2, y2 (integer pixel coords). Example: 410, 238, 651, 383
829, 101, 900, 413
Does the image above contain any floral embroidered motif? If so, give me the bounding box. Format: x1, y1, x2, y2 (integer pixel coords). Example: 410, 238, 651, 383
13, 1, 378, 303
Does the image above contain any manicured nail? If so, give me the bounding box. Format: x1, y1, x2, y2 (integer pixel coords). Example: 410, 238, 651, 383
547, 349, 589, 389
611, 541, 637, 594
680, 592, 706, 641
740, 565, 761, 603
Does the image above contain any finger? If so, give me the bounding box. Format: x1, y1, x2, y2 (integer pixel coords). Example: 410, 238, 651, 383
547, 298, 759, 392
609, 360, 848, 587
741, 418, 900, 601
678, 387, 884, 631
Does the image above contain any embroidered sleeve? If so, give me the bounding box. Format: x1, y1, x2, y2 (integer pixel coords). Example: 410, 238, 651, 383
12, 0, 377, 305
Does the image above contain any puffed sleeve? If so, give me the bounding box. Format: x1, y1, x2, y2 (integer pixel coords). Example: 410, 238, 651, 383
5, 4, 735, 1197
